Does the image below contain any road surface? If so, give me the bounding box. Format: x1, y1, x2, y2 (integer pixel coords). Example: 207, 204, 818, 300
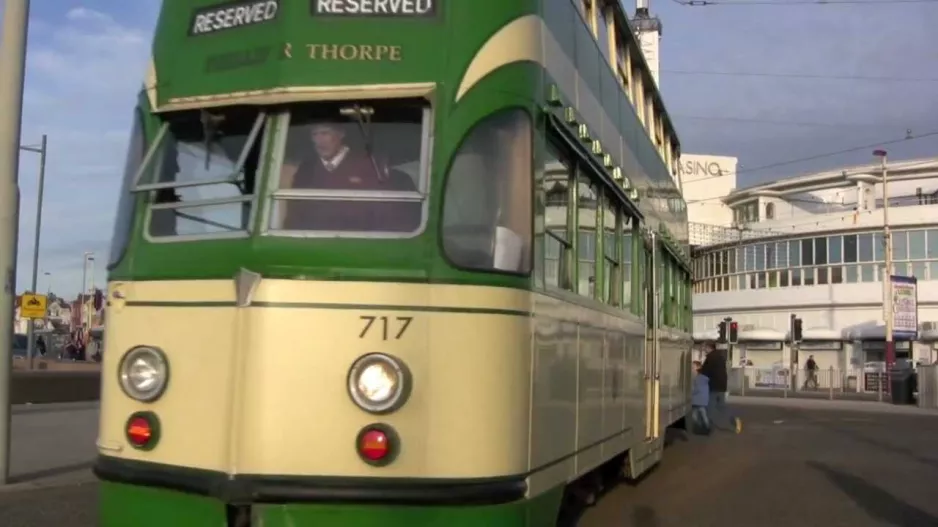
578, 398, 938, 526
5, 402, 97, 487
2, 398, 937, 526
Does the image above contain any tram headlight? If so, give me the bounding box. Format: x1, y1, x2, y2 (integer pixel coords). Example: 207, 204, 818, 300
118, 346, 169, 403
347, 353, 410, 414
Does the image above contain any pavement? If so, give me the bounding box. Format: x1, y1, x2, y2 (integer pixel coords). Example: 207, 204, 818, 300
1, 398, 937, 526
3, 402, 98, 490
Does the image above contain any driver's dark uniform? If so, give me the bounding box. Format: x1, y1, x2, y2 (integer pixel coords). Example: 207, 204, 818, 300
283, 151, 419, 232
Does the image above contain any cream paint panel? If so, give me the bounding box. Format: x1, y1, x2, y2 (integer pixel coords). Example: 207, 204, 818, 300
97, 304, 238, 472
101, 279, 676, 487
456, 13, 659, 192
455, 15, 542, 103
157, 83, 436, 113
530, 292, 649, 490
251, 280, 531, 312
119, 279, 237, 303
235, 308, 531, 477
144, 59, 157, 110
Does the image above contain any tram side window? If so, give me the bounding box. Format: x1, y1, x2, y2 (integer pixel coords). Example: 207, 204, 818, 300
543, 143, 573, 289
145, 108, 267, 238
602, 191, 620, 306
577, 177, 599, 298
271, 100, 427, 235
109, 109, 146, 266
622, 225, 633, 309
442, 109, 532, 274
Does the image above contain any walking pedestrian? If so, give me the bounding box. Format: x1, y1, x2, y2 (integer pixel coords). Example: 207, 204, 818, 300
699, 341, 742, 434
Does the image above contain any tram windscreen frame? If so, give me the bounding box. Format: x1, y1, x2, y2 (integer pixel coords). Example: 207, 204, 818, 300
130, 106, 268, 241
265, 98, 430, 238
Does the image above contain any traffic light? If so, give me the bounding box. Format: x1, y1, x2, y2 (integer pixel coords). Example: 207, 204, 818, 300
792, 316, 803, 344
728, 321, 739, 345
717, 321, 727, 343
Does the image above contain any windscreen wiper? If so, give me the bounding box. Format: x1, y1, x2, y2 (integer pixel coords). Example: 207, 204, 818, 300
340, 104, 386, 181
199, 109, 226, 171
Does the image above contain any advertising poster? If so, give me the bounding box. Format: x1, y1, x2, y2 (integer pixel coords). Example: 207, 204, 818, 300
891, 275, 918, 339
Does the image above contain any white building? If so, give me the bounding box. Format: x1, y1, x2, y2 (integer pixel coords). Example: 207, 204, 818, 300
684, 156, 938, 389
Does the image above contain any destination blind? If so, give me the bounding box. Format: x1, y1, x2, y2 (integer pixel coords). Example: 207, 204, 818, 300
311, 0, 437, 17
190, 0, 280, 36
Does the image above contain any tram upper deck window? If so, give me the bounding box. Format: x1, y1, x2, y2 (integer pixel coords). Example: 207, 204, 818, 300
268, 100, 428, 236
441, 108, 532, 275
137, 107, 267, 239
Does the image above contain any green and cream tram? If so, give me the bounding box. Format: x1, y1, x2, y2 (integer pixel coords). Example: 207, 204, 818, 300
95, 0, 694, 525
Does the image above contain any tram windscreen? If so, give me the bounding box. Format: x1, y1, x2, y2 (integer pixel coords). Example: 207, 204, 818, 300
146, 107, 265, 238
269, 99, 427, 236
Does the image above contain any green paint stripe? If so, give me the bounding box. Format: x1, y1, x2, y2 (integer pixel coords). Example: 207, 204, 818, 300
125, 300, 531, 317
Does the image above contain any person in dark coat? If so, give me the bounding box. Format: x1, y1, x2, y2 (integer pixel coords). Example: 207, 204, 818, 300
283, 121, 420, 233
698, 341, 742, 434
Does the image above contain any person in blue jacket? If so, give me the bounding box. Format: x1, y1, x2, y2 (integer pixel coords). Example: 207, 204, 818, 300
691, 360, 711, 434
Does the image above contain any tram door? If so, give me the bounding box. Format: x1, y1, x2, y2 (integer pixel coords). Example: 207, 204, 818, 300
643, 232, 662, 440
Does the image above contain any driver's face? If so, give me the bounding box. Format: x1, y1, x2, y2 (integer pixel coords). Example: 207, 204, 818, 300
310, 124, 345, 159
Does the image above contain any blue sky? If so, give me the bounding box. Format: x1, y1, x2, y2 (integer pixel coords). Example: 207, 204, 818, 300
7, 0, 938, 296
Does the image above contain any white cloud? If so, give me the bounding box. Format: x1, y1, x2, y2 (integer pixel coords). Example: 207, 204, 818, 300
17, 6, 155, 298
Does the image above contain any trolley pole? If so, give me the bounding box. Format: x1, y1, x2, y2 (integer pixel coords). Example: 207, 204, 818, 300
0, 0, 32, 486
874, 149, 894, 392
23, 134, 47, 370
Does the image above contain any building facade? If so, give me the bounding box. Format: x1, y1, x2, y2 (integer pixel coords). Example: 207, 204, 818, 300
686, 157, 938, 389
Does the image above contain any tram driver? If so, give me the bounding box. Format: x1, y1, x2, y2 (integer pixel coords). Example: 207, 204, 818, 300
280, 120, 420, 232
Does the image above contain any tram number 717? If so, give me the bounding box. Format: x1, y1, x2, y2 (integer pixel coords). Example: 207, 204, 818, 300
358, 315, 413, 340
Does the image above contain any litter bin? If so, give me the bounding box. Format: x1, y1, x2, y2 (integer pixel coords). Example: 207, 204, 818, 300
890, 369, 916, 405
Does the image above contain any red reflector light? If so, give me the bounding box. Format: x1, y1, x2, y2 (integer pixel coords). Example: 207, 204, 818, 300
359, 429, 389, 461
127, 417, 152, 446
125, 412, 160, 450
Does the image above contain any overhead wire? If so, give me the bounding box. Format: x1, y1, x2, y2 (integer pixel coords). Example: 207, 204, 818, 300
671, 0, 938, 6
662, 69, 938, 83
678, 129, 938, 190
683, 156, 938, 208
672, 114, 913, 129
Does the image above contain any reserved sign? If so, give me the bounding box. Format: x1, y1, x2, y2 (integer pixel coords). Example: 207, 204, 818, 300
310, 0, 437, 17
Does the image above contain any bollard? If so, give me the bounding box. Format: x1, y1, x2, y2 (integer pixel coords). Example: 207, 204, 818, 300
878, 373, 883, 402
741, 367, 746, 397
829, 366, 834, 400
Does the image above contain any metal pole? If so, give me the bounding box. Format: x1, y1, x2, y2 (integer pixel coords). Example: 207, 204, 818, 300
80, 253, 88, 336
876, 150, 894, 395
0, 0, 32, 486
87, 256, 95, 338
25, 134, 46, 370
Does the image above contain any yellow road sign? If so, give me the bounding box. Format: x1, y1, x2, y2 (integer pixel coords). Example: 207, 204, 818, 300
20, 293, 47, 319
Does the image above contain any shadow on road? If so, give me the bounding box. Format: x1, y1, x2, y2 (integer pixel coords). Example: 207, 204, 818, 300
629, 506, 661, 526
808, 461, 938, 526
8, 461, 95, 485
813, 420, 938, 471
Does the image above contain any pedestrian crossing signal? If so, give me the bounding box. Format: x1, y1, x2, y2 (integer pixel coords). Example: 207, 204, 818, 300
792, 317, 803, 344
728, 321, 739, 345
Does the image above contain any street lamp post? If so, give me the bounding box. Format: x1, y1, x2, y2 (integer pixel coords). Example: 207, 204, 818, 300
22, 134, 47, 370
87, 255, 95, 332
81, 252, 94, 335
874, 149, 894, 393
0, 0, 33, 487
